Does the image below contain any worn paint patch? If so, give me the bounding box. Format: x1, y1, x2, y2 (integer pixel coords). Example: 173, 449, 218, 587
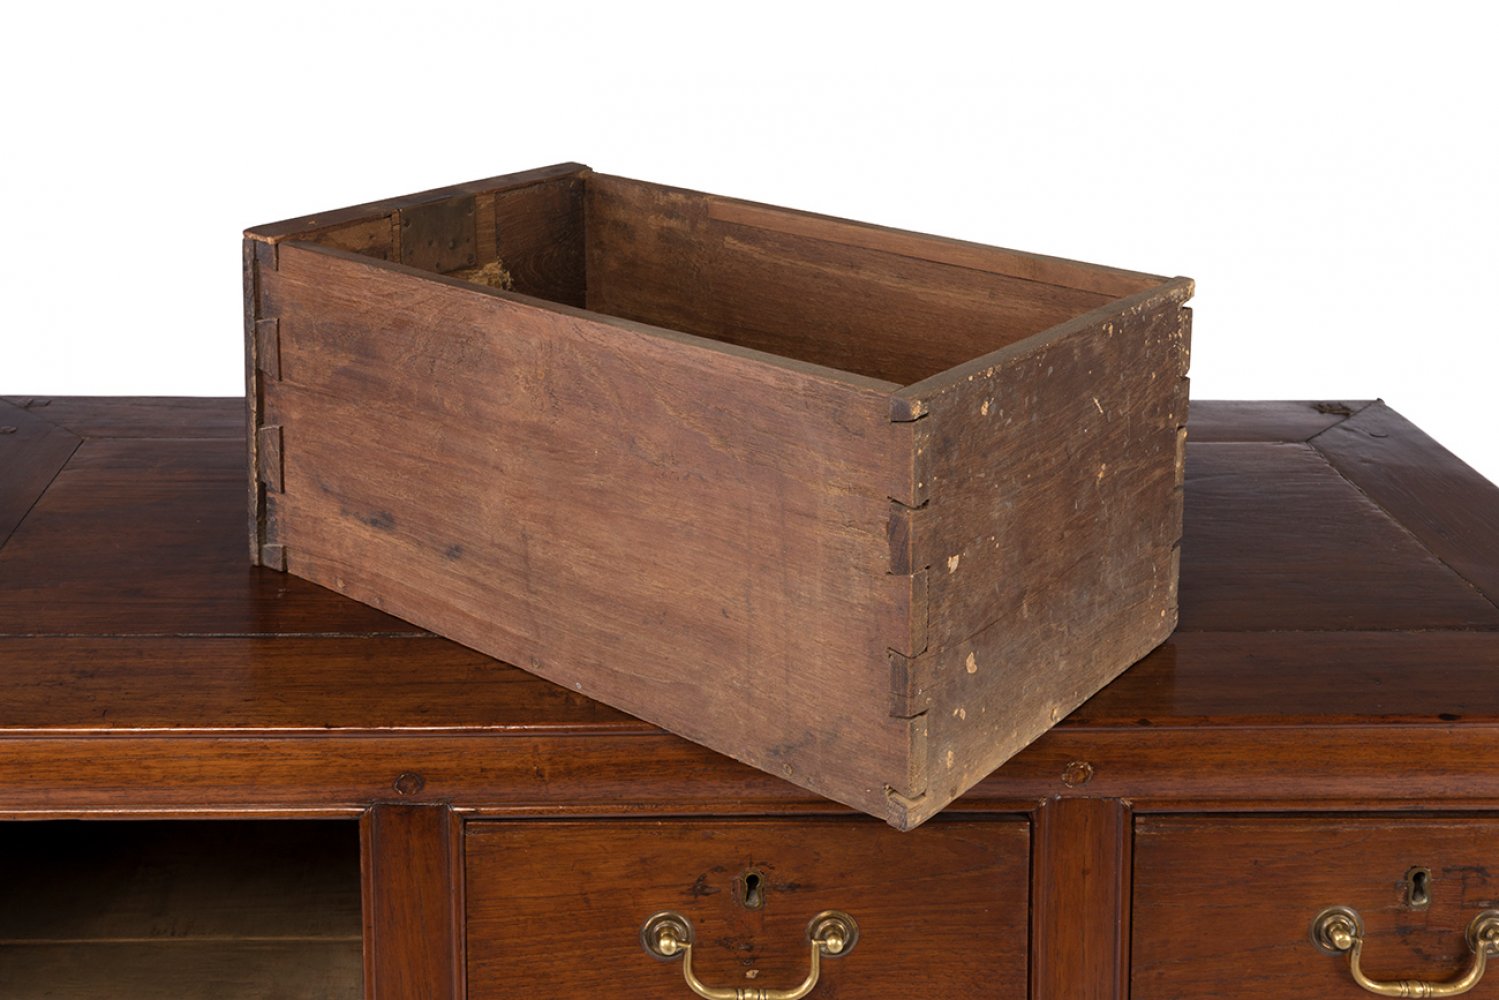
965, 652, 977, 674
947, 553, 961, 573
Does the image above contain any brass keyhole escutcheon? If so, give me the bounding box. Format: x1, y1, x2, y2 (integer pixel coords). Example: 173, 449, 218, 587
1407, 866, 1433, 910
740, 870, 765, 910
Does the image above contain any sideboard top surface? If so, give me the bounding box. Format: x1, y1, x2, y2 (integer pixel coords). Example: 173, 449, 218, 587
1, 396, 1495, 815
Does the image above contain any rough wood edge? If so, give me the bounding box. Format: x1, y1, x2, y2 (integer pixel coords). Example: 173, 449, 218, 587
895, 277, 1195, 405
704, 193, 1166, 298
244, 239, 278, 567
246, 162, 591, 244
278, 241, 906, 398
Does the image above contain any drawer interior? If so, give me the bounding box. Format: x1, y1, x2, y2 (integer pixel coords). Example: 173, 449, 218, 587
1133, 815, 1499, 999
464, 816, 1030, 999
0, 820, 362, 999
301, 170, 1160, 386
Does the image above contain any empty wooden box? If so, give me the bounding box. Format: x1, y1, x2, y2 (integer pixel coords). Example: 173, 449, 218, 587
244, 163, 1191, 829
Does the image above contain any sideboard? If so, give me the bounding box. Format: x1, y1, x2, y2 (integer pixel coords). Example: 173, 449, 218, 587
1, 395, 1495, 999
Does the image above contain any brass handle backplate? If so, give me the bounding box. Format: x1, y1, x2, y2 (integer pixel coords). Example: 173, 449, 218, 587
1312, 905, 1499, 997
640, 910, 857, 1000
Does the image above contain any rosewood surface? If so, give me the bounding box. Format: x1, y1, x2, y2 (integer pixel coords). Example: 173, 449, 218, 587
1, 396, 1494, 814
1, 395, 1497, 1000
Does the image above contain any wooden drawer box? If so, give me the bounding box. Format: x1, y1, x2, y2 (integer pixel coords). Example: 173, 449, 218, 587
1133, 816, 1499, 998
244, 163, 1192, 829
464, 817, 1030, 998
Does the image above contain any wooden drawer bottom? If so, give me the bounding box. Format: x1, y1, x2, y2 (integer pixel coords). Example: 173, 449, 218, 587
465, 816, 1029, 998
1133, 815, 1499, 999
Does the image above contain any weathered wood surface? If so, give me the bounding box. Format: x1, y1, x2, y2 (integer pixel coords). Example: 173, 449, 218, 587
889, 283, 1191, 827
466, 817, 1030, 999
3, 395, 1498, 1000
1, 399, 1496, 817
1133, 816, 1499, 998
260, 241, 923, 821
493, 173, 586, 304
246, 168, 1194, 827
246, 161, 588, 246
585, 175, 1122, 385
704, 195, 1165, 298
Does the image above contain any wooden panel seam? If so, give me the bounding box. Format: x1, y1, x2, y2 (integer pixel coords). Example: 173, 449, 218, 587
1308, 401, 1499, 614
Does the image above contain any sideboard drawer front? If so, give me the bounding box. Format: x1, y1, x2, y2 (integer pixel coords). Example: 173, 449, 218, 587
1133, 816, 1499, 999
465, 817, 1029, 998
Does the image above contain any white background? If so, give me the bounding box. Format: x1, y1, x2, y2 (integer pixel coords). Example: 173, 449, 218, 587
4, 2, 1496, 482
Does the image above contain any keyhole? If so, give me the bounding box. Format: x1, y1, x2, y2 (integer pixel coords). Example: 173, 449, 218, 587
741, 871, 764, 910
1406, 866, 1432, 909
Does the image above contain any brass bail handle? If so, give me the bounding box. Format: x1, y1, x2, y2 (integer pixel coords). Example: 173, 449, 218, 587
1312, 906, 1499, 998
640, 910, 858, 1000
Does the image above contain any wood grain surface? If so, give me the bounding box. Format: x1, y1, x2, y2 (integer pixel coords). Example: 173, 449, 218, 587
1311, 401, 1499, 606
1177, 441, 1499, 630
362, 805, 463, 1000
466, 817, 1030, 999
247, 165, 1194, 826
260, 240, 923, 821
586, 174, 1119, 385
893, 282, 1191, 826
1183, 398, 1373, 442
1031, 798, 1131, 1000
0, 399, 1495, 817
0, 396, 80, 548
1133, 816, 1499, 999
0, 436, 416, 637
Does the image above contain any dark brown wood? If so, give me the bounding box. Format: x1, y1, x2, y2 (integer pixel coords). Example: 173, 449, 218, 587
465, 817, 1030, 999
0, 820, 361, 940
1183, 398, 1374, 442
260, 240, 925, 823
891, 281, 1191, 827
0, 820, 361, 999
0, 396, 79, 548
0, 942, 362, 1000
705, 195, 1165, 298
1133, 816, 1499, 998
1031, 798, 1131, 1000
0, 437, 417, 637
3, 396, 1499, 997
362, 804, 462, 1000
1178, 440, 1499, 630
492, 172, 586, 305
2, 395, 244, 439
246, 162, 589, 245
1312, 401, 1499, 607
246, 167, 1192, 827
1071, 629, 1499, 727
585, 174, 1123, 385
1, 400, 1497, 819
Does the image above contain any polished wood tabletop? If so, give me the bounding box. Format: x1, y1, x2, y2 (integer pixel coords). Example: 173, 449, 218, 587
1, 396, 1496, 818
